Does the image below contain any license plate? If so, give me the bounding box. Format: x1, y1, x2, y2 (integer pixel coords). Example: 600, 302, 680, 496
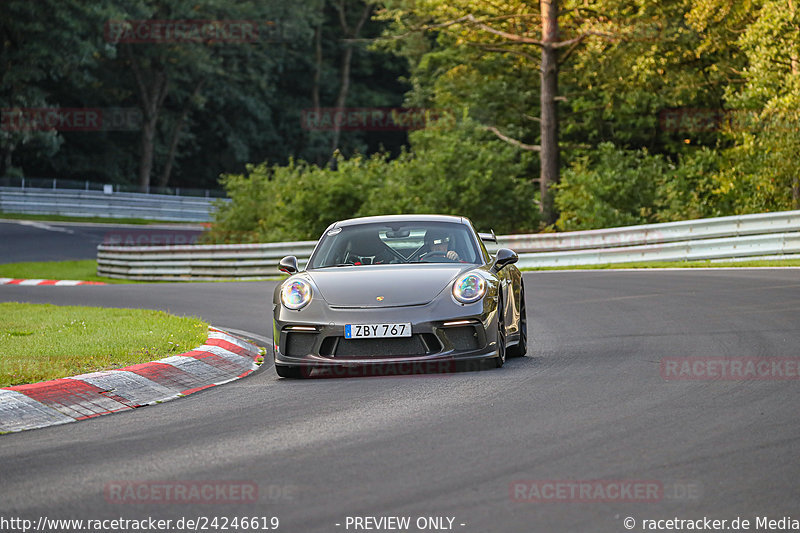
344, 323, 411, 339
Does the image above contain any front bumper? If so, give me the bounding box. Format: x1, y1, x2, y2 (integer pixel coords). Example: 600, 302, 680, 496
273, 297, 499, 368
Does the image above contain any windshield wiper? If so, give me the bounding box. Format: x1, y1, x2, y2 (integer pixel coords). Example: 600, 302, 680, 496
314, 263, 356, 268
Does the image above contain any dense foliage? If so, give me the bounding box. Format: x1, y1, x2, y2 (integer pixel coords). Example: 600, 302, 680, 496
373, 0, 800, 230
4, 0, 800, 236
204, 117, 537, 242
554, 143, 721, 230
2, 0, 409, 190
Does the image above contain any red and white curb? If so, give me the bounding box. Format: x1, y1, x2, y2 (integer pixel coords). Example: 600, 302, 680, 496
0, 278, 106, 286
0, 328, 263, 433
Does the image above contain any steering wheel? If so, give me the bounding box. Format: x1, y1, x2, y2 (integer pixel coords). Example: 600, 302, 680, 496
419, 250, 450, 261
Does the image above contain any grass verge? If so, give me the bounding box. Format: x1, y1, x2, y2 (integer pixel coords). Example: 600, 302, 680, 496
0, 260, 135, 284
0, 302, 208, 387
523, 259, 800, 270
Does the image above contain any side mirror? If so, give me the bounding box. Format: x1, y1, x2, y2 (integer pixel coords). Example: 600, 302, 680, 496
278, 255, 299, 274
492, 248, 518, 272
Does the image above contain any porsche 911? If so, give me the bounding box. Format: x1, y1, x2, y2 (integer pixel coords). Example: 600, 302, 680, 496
272, 214, 527, 378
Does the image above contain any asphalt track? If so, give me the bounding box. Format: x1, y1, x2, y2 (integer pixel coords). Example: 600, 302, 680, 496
1, 268, 799, 532
0, 220, 203, 263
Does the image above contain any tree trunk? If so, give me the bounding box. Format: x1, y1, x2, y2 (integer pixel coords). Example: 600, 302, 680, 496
136, 71, 168, 192
789, 0, 798, 207
1, 143, 13, 176
312, 22, 322, 112
331, 45, 354, 152
127, 45, 169, 193
139, 118, 157, 192
156, 120, 180, 190
330, 1, 372, 153
539, 0, 560, 225
791, 0, 799, 75
158, 80, 204, 189
312, 20, 326, 166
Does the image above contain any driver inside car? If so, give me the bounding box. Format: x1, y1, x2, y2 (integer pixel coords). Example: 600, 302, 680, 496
344, 230, 400, 265
419, 230, 460, 261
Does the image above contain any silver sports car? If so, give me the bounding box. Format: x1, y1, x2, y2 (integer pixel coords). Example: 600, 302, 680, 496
272, 214, 527, 378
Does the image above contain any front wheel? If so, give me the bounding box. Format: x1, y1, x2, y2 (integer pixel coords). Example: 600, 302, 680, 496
495, 296, 506, 368
275, 365, 305, 379
507, 287, 527, 357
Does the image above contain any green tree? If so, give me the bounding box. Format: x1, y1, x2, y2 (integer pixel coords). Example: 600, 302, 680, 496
554, 142, 721, 230
359, 116, 538, 233
103, 0, 319, 191
0, 0, 116, 176
378, 0, 581, 223
207, 154, 388, 243
718, 0, 800, 210
3, 0, 410, 193
554, 142, 664, 230
376, 0, 743, 224
205, 115, 537, 242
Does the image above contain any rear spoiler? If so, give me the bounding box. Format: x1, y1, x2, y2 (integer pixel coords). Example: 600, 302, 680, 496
478, 230, 497, 243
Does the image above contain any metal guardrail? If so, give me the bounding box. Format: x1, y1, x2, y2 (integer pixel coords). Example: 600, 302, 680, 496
0, 177, 226, 198
98, 241, 317, 280
0, 187, 226, 222
496, 211, 800, 252
96, 210, 800, 280
514, 232, 800, 268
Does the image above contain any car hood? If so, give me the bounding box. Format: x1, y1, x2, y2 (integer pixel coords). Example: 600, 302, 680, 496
306, 265, 472, 308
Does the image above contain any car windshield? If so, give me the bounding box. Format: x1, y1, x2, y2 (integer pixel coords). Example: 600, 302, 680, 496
308, 221, 481, 268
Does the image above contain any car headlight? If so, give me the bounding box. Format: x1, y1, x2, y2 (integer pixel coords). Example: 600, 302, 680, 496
281, 278, 312, 310
452, 272, 486, 304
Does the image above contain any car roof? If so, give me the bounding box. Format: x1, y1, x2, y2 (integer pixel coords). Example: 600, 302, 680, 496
332, 214, 468, 228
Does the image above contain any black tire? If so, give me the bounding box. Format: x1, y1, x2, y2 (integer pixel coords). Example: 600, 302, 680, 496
495, 295, 506, 368
507, 287, 528, 358
275, 365, 305, 379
